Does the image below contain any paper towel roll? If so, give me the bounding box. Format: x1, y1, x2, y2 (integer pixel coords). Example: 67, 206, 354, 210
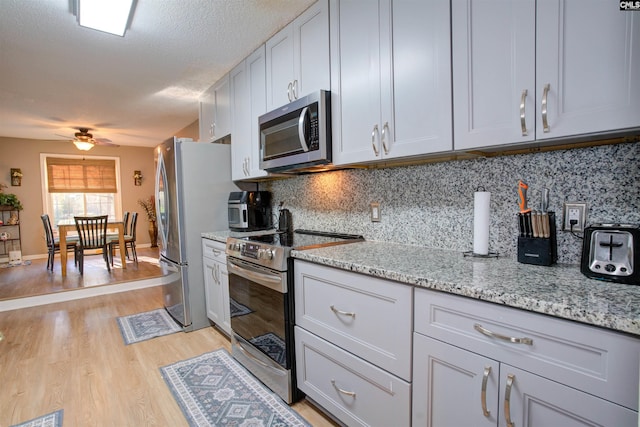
473, 191, 491, 255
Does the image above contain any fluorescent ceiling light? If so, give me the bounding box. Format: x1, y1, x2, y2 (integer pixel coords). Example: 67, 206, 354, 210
77, 0, 135, 37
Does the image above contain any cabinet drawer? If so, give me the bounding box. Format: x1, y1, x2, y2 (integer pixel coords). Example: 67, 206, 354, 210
294, 260, 413, 380
295, 326, 411, 427
202, 238, 226, 261
415, 288, 640, 411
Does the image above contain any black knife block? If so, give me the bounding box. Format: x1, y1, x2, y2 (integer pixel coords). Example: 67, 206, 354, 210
517, 212, 557, 266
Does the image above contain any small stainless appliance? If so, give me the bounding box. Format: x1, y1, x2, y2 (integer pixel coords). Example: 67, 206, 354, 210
227, 191, 272, 231
259, 90, 331, 173
226, 229, 364, 403
580, 223, 640, 285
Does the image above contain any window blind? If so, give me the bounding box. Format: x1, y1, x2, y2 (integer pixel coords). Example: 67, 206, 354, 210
46, 157, 118, 193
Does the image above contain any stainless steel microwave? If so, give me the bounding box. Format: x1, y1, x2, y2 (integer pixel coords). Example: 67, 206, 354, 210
259, 90, 331, 173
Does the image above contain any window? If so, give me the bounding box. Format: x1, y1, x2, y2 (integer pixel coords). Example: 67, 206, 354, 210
41, 154, 122, 227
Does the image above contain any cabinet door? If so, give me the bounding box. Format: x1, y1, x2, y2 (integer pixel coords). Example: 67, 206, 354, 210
219, 261, 231, 336
536, 0, 640, 140
293, 0, 330, 100
203, 257, 222, 325
230, 59, 250, 181
266, 23, 294, 110
413, 333, 499, 427
330, 0, 382, 165
386, 0, 453, 158
198, 85, 215, 143
452, 0, 536, 150
213, 74, 230, 139
246, 46, 268, 179
499, 364, 638, 427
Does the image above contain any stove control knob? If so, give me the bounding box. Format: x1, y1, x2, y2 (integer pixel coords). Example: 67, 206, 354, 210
259, 249, 274, 260
605, 264, 616, 273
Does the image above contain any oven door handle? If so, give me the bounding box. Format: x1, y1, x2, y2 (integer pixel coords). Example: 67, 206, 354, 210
235, 337, 287, 375
227, 258, 286, 293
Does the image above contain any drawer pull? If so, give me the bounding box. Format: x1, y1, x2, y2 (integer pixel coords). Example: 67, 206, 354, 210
371, 125, 380, 156
474, 323, 533, 346
541, 83, 550, 133
520, 89, 528, 136
331, 379, 356, 398
481, 366, 491, 417
330, 305, 356, 318
504, 373, 515, 427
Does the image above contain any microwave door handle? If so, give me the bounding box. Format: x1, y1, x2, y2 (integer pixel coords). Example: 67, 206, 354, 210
298, 106, 310, 152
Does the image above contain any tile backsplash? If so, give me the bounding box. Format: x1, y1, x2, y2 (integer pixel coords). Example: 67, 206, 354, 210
263, 142, 639, 264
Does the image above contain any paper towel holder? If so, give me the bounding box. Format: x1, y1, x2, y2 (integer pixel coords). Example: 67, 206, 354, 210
464, 186, 499, 258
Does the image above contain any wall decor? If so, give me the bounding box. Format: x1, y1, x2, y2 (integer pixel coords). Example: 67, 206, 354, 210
10, 168, 22, 186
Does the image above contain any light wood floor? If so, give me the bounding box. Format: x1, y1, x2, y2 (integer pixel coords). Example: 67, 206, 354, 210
0, 286, 337, 426
0, 247, 164, 300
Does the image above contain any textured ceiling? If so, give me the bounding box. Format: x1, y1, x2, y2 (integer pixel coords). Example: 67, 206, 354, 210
0, 0, 315, 147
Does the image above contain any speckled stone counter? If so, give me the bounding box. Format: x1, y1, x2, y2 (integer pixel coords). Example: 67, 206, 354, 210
291, 241, 640, 337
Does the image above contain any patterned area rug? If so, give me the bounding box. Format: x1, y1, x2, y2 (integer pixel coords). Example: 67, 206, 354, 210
250, 333, 286, 366
229, 298, 252, 317
161, 349, 310, 427
117, 308, 182, 345
10, 409, 63, 427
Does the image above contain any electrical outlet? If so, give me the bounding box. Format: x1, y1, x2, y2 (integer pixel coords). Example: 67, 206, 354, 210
562, 202, 587, 232
370, 202, 381, 222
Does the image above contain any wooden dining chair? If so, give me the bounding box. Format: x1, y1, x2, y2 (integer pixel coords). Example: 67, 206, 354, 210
109, 212, 138, 266
74, 215, 110, 274
41, 214, 78, 271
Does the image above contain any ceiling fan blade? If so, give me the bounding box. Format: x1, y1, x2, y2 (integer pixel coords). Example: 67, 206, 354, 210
55, 133, 73, 139
94, 139, 120, 147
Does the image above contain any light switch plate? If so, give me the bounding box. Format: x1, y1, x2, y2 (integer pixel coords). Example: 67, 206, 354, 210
370, 202, 381, 222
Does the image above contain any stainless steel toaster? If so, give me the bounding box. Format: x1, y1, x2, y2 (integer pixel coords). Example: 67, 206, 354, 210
580, 224, 639, 285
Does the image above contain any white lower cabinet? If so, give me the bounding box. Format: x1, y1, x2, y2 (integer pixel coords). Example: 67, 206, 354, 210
294, 260, 412, 426
413, 288, 639, 426
202, 239, 231, 335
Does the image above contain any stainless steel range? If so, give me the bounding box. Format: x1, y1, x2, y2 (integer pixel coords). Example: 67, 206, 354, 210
226, 229, 364, 403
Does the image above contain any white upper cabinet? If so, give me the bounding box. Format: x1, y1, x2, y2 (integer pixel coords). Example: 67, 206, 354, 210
230, 46, 268, 181
199, 74, 230, 143
330, 0, 453, 166
453, 0, 640, 151
265, 0, 330, 111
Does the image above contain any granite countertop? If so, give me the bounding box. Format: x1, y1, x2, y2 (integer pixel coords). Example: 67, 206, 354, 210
291, 241, 640, 337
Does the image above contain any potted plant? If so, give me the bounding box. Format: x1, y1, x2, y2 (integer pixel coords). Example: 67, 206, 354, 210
0, 183, 23, 211
138, 196, 158, 247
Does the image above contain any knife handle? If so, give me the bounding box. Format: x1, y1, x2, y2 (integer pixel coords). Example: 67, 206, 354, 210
532, 211, 539, 238
518, 180, 531, 213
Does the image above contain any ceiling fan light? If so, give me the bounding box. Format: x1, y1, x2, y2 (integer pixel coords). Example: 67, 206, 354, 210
77, 0, 135, 37
73, 140, 95, 151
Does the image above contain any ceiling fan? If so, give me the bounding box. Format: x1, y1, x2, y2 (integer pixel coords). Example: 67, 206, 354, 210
56, 127, 120, 151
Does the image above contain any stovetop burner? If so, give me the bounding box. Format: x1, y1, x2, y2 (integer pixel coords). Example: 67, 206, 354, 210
226, 229, 364, 271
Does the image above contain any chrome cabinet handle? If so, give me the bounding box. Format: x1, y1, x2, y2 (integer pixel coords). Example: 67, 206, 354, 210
331, 379, 356, 398
520, 90, 528, 136
382, 122, 390, 154
481, 366, 491, 417
287, 82, 292, 102
293, 79, 298, 100
504, 374, 515, 427
542, 83, 550, 133
371, 125, 380, 156
330, 305, 356, 318
474, 323, 533, 345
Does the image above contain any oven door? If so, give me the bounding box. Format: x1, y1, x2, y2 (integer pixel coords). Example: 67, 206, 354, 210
227, 257, 289, 367
227, 256, 294, 402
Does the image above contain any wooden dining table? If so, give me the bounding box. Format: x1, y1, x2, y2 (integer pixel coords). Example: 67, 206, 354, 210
57, 220, 127, 277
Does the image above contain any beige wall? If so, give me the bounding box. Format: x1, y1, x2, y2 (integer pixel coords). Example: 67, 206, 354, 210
0, 136, 157, 257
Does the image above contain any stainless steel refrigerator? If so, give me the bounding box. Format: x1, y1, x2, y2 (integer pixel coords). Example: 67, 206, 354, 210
154, 137, 238, 331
